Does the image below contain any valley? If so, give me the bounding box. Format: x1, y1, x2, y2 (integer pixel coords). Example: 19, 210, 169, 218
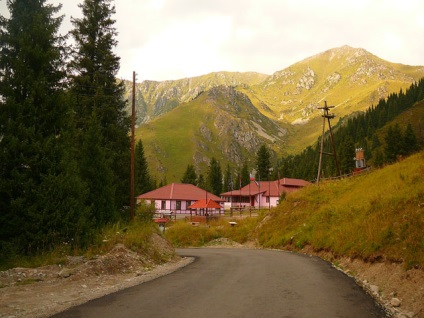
124, 45, 424, 182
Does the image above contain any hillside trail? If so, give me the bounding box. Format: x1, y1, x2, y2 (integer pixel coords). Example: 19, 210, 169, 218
0, 238, 423, 318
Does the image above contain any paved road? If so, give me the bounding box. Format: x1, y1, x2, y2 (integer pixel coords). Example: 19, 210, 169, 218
52, 248, 387, 318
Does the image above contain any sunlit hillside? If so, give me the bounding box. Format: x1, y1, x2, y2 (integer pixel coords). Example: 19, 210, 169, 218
138, 86, 286, 181
240, 45, 424, 152
128, 46, 424, 181
166, 150, 424, 269
258, 150, 424, 269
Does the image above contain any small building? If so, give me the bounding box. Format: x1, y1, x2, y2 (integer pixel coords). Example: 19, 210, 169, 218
220, 178, 310, 210
137, 183, 224, 215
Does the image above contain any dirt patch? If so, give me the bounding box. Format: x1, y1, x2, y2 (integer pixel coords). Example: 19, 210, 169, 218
300, 246, 424, 318
0, 234, 194, 318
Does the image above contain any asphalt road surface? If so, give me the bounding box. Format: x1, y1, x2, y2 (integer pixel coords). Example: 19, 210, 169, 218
52, 248, 387, 318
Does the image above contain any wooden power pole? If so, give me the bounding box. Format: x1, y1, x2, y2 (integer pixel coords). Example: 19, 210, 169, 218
130, 71, 136, 221
317, 101, 340, 183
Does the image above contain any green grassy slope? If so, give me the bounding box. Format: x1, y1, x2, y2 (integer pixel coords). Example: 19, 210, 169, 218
137, 86, 286, 181
258, 150, 424, 269
166, 150, 424, 269
137, 97, 208, 181
364, 99, 424, 167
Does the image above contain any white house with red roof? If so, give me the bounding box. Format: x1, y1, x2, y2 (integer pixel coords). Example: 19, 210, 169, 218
137, 183, 224, 215
220, 178, 310, 210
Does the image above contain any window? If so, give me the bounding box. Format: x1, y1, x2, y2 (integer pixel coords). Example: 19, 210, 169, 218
176, 200, 181, 210
186, 201, 191, 209
161, 200, 166, 210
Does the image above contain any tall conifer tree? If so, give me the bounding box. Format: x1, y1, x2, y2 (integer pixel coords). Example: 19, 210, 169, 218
135, 139, 152, 195
338, 136, 355, 174
385, 124, 403, 163
181, 164, 197, 186
256, 144, 271, 181
240, 162, 250, 187
0, 0, 87, 253
69, 0, 130, 216
207, 157, 222, 196
223, 163, 232, 192
403, 123, 418, 155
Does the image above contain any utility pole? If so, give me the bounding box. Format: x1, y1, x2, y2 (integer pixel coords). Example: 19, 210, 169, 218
317, 101, 340, 183
130, 71, 136, 221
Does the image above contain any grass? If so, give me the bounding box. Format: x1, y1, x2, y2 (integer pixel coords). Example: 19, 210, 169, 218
257, 150, 424, 268
3, 151, 422, 271
0, 219, 169, 271
165, 216, 262, 247
168, 151, 424, 269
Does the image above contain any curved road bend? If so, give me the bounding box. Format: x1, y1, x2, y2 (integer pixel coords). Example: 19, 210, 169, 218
52, 248, 387, 318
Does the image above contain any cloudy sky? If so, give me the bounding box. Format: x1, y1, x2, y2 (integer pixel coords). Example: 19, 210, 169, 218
1, 0, 423, 82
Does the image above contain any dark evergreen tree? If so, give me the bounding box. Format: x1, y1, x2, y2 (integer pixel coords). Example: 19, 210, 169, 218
372, 149, 385, 168
371, 134, 381, 150
69, 0, 130, 217
196, 174, 206, 190
135, 139, 152, 195
207, 157, 222, 196
385, 124, 403, 163
223, 163, 233, 192
79, 112, 116, 226
181, 164, 197, 185
240, 162, 250, 187
158, 176, 167, 188
403, 123, 419, 155
338, 137, 355, 174
256, 144, 271, 181
0, 0, 88, 253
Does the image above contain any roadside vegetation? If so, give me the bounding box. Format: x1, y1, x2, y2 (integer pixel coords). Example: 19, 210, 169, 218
166, 150, 424, 269
0, 203, 168, 271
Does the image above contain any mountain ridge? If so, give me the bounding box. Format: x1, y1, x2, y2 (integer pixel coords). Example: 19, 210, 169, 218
126, 45, 424, 181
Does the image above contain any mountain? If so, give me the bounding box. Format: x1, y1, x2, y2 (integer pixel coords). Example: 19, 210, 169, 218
138, 85, 287, 181
240, 45, 424, 151
126, 46, 424, 182
124, 71, 268, 125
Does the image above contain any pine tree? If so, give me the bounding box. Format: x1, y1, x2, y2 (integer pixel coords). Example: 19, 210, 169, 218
385, 124, 403, 163
403, 123, 419, 155
372, 149, 384, 168
223, 163, 232, 192
80, 112, 116, 225
0, 0, 87, 253
135, 139, 152, 195
338, 137, 355, 174
240, 162, 250, 187
256, 144, 271, 181
207, 157, 222, 196
181, 164, 197, 185
196, 174, 206, 190
371, 134, 381, 150
69, 0, 130, 216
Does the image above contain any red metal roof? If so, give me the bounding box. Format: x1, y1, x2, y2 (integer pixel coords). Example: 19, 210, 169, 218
280, 178, 310, 187
137, 183, 223, 202
220, 178, 310, 197
188, 199, 222, 209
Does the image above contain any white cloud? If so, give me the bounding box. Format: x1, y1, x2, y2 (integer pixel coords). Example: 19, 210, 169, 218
121, 14, 233, 80
1, 0, 423, 80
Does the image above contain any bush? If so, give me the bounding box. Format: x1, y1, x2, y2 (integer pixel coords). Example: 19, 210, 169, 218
135, 200, 156, 223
